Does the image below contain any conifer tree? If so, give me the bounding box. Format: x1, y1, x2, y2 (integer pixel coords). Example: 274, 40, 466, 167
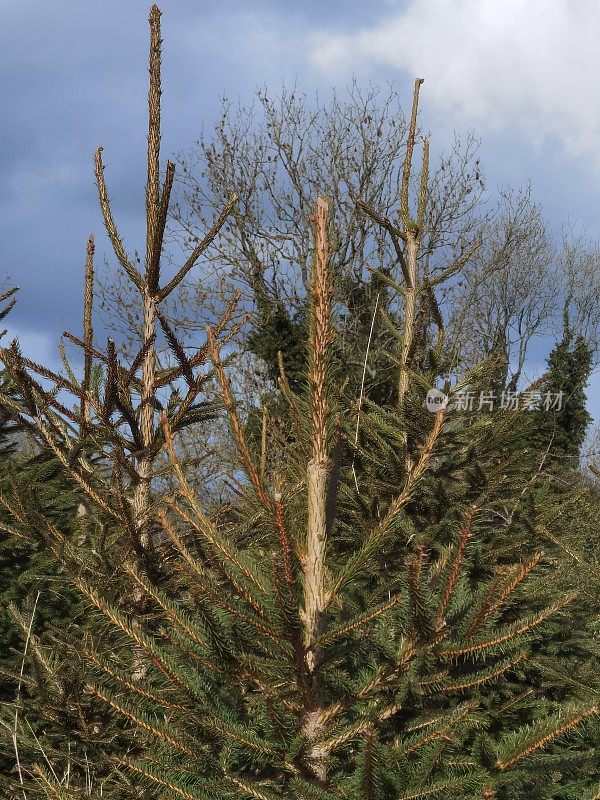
0, 7, 598, 800
0, 290, 88, 789
538, 324, 592, 471
0, 6, 237, 793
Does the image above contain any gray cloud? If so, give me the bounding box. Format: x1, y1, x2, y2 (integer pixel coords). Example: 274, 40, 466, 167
2, 0, 600, 427
0, 0, 329, 340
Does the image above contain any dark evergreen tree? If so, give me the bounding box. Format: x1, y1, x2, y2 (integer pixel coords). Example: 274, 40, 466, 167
539, 327, 592, 471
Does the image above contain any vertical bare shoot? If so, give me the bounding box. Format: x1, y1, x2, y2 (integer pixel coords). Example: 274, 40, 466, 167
302, 196, 333, 782
398, 77, 426, 410
134, 4, 163, 549
81, 235, 94, 430
146, 4, 162, 274
400, 77, 424, 225
309, 196, 333, 466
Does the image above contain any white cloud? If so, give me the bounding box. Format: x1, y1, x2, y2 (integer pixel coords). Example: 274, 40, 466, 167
309, 0, 600, 165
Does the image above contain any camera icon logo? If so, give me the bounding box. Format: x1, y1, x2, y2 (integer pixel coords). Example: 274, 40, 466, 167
425, 388, 448, 413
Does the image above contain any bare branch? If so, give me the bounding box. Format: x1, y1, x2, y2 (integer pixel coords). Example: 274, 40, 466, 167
95, 147, 143, 290
158, 195, 237, 301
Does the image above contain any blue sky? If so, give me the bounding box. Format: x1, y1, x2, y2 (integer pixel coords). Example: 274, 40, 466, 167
2, 0, 600, 427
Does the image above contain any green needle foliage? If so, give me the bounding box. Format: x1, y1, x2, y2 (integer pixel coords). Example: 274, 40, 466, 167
0, 7, 597, 800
